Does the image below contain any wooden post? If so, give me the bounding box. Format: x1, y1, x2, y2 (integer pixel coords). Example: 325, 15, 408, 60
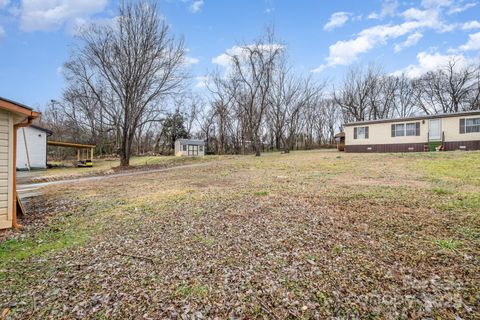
77, 149, 80, 161
91, 147, 94, 161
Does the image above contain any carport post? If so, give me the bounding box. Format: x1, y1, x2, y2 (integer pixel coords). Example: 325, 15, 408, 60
77, 149, 80, 161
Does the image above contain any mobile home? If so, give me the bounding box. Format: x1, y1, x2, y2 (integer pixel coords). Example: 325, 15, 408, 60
344, 110, 480, 152
0, 97, 40, 229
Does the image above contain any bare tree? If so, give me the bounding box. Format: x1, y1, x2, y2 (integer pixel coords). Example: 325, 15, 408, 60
394, 74, 417, 117
413, 59, 480, 114
334, 65, 378, 122
228, 32, 284, 156
64, 1, 186, 166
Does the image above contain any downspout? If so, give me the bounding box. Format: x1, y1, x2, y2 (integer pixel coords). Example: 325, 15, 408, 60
22, 128, 31, 171
12, 117, 34, 229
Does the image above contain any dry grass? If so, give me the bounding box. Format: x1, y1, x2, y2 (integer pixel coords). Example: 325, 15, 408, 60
19, 155, 215, 183
1, 150, 479, 319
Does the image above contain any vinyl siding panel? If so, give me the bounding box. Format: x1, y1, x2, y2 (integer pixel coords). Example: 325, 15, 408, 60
0, 109, 12, 229
345, 114, 480, 150
346, 121, 428, 146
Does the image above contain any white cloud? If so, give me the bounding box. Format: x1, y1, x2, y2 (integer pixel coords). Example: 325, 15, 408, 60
393, 51, 469, 78
65, 16, 118, 36
323, 12, 350, 31
194, 76, 208, 89
368, 0, 398, 20
394, 32, 423, 52
459, 32, 480, 51
20, 0, 108, 32
312, 4, 456, 73
184, 56, 200, 66
447, 2, 477, 14
189, 0, 204, 13
462, 20, 480, 30
315, 20, 434, 70
421, 0, 452, 8
212, 44, 284, 68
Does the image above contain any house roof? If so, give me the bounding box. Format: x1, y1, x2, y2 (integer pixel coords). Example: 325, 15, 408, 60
177, 139, 205, 146
0, 96, 40, 118
344, 110, 480, 127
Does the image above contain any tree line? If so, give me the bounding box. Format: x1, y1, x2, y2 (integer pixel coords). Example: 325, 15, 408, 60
39, 1, 480, 165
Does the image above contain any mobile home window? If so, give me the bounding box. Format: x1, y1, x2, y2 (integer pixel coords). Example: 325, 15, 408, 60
394, 124, 405, 136
391, 122, 420, 137
199, 145, 204, 152
182, 144, 187, 151
406, 122, 420, 136
353, 126, 369, 139
460, 118, 480, 133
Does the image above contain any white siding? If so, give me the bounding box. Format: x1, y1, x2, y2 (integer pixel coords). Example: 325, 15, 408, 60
443, 115, 480, 142
345, 114, 480, 146
16, 126, 47, 169
346, 120, 428, 145
0, 110, 11, 228
174, 140, 205, 157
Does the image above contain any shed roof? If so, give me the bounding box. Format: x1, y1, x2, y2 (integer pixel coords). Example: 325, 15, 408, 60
29, 124, 53, 135
344, 110, 480, 127
177, 139, 205, 146
0, 96, 40, 118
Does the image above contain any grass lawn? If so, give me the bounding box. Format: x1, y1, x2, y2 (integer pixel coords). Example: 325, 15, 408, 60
1, 150, 479, 318
21, 155, 215, 183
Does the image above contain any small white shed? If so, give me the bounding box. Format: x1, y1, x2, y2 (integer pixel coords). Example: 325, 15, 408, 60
174, 139, 205, 157
16, 125, 52, 170
0, 97, 40, 229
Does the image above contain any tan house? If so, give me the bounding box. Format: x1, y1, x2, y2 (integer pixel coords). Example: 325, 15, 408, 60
344, 110, 480, 152
1, 97, 40, 229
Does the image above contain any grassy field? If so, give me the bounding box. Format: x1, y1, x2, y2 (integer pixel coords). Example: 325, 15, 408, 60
20, 155, 214, 183
1, 150, 479, 318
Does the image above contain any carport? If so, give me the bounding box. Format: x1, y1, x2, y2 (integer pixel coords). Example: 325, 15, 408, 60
47, 140, 96, 167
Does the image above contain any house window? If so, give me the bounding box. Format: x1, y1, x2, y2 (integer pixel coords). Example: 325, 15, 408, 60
182, 144, 187, 151
354, 126, 369, 139
392, 122, 420, 137
199, 145, 204, 152
406, 122, 420, 136
460, 118, 480, 133
394, 124, 405, 137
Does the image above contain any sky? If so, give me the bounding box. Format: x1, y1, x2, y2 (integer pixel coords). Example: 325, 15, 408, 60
0, 0, 479, 110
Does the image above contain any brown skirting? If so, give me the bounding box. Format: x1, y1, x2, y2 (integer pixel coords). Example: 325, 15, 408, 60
345, 140, 480, 153
444, 140, 480, 151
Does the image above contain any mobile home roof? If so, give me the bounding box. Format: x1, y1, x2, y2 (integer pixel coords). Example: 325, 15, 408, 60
344, 110, 480, 127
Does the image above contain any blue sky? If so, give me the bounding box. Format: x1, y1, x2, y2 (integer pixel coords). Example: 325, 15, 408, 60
0, 0, 479, 110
